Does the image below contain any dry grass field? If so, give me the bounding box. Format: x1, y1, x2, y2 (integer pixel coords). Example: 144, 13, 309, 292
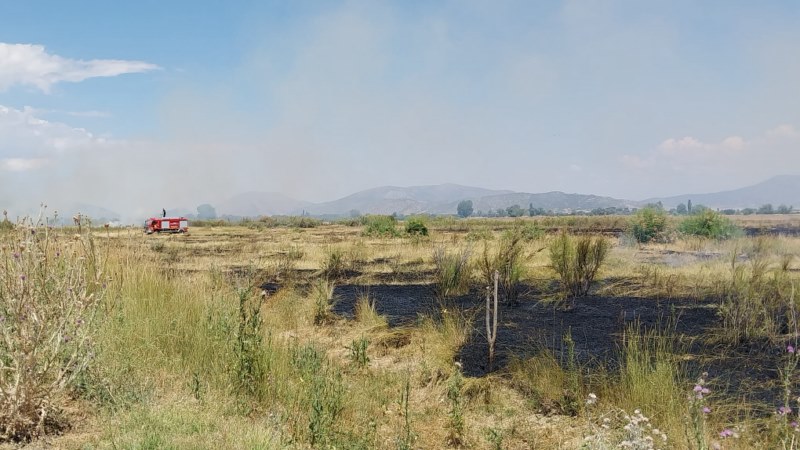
2, 213, 800, 449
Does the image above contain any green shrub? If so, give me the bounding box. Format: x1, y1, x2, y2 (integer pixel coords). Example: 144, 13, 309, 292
549, 231, 610, 299
630, 206, 667, 243
678, 210, 738, 240
362, 215, 399, 237
404, 218, 428, 236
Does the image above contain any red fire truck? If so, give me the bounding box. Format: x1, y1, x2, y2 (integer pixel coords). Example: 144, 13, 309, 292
144, 217, 189, 234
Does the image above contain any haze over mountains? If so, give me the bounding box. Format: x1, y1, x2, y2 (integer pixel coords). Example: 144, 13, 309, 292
212, 175, 800, 218
21, 175, 798, 223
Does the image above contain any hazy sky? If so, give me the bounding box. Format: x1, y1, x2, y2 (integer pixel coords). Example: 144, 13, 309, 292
1, 1, 799, 217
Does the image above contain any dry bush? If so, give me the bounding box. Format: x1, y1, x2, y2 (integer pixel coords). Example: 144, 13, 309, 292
478, 232, 527, 305
549, 231, 610, 300
312, 279, 336, 325
0, 221, 106, 441
717, 242, 797, 344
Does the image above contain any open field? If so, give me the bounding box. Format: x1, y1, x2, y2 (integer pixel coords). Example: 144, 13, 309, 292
2, 215, 800, 449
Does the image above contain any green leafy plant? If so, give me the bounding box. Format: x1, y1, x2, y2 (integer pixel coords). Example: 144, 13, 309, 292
347, 336, 370, 368
404, 218, 428, 236
233, 285, 266, 402
446, 368, 465, 447
362, 215, 400, 237
678, 210, 739, 240
630, 206, 668, 244
395, 375, 416, 450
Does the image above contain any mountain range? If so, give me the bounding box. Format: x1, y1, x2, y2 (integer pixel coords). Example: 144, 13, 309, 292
213, 175, 800, 218
48, 175, 800, 222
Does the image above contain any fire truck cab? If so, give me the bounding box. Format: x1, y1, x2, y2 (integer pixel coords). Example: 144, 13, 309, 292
144, 217, 189, 234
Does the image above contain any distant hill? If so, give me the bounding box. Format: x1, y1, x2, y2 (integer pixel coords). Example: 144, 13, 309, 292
217, 192, 311, 217
301, 184, 634, 216
304, 184, 513, 216
460, 191, 636, 215
60, 202, 121, 223
100, 175, 800, 221
645, 175, 800, 209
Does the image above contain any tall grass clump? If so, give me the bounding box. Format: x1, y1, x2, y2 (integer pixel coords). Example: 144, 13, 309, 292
420, 311, 474, 374
432, 246, 472, 302
549, 231, 610, 301
509, 351, 579, 415
479, 231, 526, 305
362, 215, 399, 237
718, 239, 796, 344
678, 209, 739, 240
354, 293, 388, 331
0, 220, 106, 441
617, 323, 684, 435
321, 246, 347, 281
312, 279, 336, 325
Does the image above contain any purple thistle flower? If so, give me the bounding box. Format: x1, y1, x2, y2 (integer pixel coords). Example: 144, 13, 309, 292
789, 345, 796, 354
693, 385, 703, 392
720, 429, 734, 438
779, 406, 792, 415
703, 406, 711, 414
792, 422, 799, 429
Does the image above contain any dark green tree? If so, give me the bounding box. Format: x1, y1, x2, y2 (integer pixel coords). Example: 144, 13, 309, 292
506, 204, 525, 217
457, 200, 474, 218
197, 203, 217, 220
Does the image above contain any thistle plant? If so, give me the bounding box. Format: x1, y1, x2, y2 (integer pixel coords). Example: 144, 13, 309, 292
687, 373, 712, 450
582, 393, 668, 450
0, 215, 106, 441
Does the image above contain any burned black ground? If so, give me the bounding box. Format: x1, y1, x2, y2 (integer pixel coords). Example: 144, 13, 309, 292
330, 282, 786, 410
